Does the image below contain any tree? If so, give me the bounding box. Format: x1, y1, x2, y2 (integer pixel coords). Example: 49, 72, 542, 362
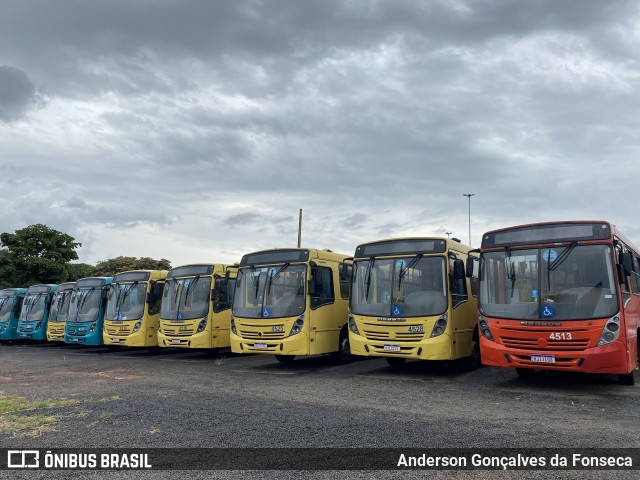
66, 263, 95, 281
92, 256, 172, 277
0, 224, 82, 287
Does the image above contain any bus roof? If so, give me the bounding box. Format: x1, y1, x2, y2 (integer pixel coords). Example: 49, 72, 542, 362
113, 270, 169, 283
54, 283, 76, 292
240, 248, 349, 267
354, 237, 473, 259
167, 264, 229, 278
0, 288, 26, 297
26, 284, 57, 293
480, 220, 639, 252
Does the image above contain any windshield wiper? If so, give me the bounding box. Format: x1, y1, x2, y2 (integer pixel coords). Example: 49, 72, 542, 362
184, 276, 200, 300
0, 297, 8, 311
267, 263, 289, 294
27, 293, 43, 313
79, 289, 94, 311
505, 247, 516, 298
398, 254, 423, 289
365, 258, 376, 301
115, 282, 138, 318
548, 242, 577, 272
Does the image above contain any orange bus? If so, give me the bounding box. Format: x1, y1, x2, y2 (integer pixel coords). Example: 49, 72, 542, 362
471, 220, 639, 385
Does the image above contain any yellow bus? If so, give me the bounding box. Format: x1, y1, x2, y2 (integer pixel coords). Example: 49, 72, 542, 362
230, 248, 353, 363
103, 270, 168, 347
46, 282, 76, 342
157, 264, 237, 350
348, 237, 480, 368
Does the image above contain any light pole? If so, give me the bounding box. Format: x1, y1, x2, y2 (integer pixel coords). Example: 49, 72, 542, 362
445, 231, 452, 239
462, 193, 475, 246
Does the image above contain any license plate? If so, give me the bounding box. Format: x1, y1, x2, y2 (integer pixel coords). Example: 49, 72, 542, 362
72, 338, 79, 342
19, 334, 27, 338
254, 342, 268, 349
531, 354, 556, 364
171, 338, 181, 344
111, 338, 121, 343
384, 344, 401, 352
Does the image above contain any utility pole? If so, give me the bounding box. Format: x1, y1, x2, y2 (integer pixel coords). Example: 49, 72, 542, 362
445, 232, 452, 239
462, 193, 475, 246
297, 209, 302, 248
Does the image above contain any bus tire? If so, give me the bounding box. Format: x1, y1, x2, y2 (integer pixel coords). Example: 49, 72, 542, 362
619, 339, 638, 385
275, 355, 296, 363
465, 335, 481, 370
386, 357, 406, 369
516, 368, 535, 378
334, 329, 351, 364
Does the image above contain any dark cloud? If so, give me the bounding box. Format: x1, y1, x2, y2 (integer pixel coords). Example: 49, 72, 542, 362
0, 65, 43, 121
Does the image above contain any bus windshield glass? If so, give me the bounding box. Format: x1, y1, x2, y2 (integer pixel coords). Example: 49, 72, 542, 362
479, 244, 618, 320
19, 293, 47, 321
49, 290, 73, 322
106, 283, 148, 321
233, 264, 306, 319
68, 288, 102, 323
0, 296, 14, 322
350, 256, 447, 317
160, 277, 212, 320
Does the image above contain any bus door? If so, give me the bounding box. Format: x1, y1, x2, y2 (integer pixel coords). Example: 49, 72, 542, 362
308, 263, 340, 354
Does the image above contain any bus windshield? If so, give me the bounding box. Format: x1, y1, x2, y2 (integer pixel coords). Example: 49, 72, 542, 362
160, 277, 212, 320
68, 288, 102, 323
350, 256, 447, 317
49, 291, 73, 322
19, 294, 47, 321
0, 296, 14, 322
106, 283, 148, 321
233, 264, 306, 319
479, 244, 618, 320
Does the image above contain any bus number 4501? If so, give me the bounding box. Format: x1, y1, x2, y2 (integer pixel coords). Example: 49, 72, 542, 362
549, 332, 572, 341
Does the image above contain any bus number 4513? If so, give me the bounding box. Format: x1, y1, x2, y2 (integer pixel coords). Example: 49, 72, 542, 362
549, 332, 572, 341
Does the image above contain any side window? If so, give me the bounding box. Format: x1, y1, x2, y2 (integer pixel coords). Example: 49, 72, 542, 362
449, 256, 468, 308
213, 277, 236, 313
632, 256, 640, 294
339, 263, 352, 300
468, 256, 479, 297
310, 266, 335, 309
148, 282, 163, 315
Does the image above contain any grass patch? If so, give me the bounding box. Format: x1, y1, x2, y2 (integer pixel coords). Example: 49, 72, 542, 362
0, 414, 58, 436
0, 393, 79, 413
0, 392, 81, 437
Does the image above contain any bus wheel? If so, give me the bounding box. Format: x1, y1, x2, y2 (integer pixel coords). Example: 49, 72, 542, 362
334, 330, 352, 364
516, 368, 535, 378
386, 357, 406, 369
465, 338, 481, 370
275, 355, 296, 363
619, 338, 639, 385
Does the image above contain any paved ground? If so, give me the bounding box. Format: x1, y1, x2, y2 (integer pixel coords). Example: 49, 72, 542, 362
0, 342, 638, 479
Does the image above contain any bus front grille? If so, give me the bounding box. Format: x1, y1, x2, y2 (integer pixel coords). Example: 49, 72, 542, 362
362, 330, 424, 342
239, 330, 286, 340
501, 337, 590, 351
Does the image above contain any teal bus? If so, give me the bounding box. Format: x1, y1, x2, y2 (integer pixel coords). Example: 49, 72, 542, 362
65, 277, 113, 345
0, 288, 27, 341
17, 284, 57, 341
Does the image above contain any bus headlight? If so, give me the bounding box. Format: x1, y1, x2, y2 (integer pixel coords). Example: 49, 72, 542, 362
289, 314, 304, 336
230, 316, 237, 335
598, 315, 620, 346
89, 322, 97, 333
479, 315, 494, 341
35, 322, 42, 330
197, 317, 208, 333
430, 313, 448, 338
132, 321, 142, 333
348, 313, 359, 335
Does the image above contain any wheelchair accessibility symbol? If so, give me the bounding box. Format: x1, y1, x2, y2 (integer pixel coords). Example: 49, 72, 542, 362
262, 308, 271, 318
392, 305, 402, 316
541, 305, 555, 318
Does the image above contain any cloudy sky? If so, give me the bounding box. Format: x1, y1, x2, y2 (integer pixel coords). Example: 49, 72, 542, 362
1, 0, 639, 267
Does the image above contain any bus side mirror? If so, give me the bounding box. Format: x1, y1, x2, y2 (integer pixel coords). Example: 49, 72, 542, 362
453, 259, 465, 280
617, 264, 628, 285
307, 279, 316, 297
466, 257, 478, 278
619, 252, 633, 274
